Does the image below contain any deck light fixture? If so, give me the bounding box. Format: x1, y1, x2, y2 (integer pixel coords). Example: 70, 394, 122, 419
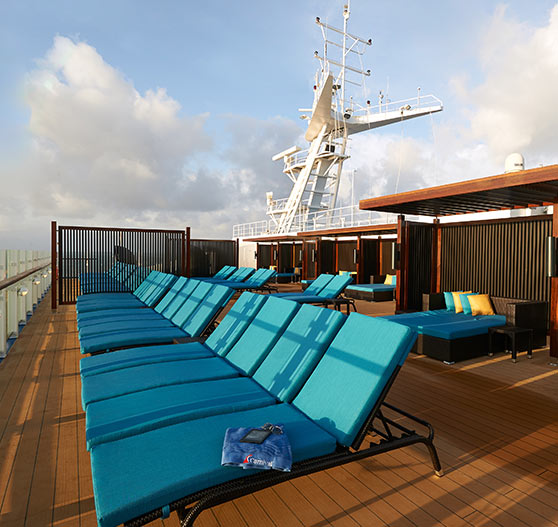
18, 287, 29, 297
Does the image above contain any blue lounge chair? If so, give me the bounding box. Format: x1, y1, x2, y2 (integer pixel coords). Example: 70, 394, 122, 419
80, 294, 300, 406
78, 280, 234, 355
193, 265, 236, 280
84, 303, 344, 449
79, 292, 268, 378
270, 273, 335, 298
278, 274, 353, 304
80, 263, 138, 294
202, 267, 255, 283
86, 312, 442, 527
223, 268, 277, 291
77, 278, 228, 338
76, 272, 178, 314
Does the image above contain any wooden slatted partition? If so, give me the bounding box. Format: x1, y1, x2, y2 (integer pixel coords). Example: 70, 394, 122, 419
56, 225, 187, 304
440, 216, 551, 302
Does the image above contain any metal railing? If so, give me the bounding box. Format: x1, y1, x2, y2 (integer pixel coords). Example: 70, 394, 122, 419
339, 93, 443, 119
234, 205, 406, 238
0, 249, 51, 358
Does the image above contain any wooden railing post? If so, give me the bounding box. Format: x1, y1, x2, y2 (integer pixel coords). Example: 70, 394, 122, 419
51, 221, 57, 310
550, 206, 558, 364
185, 227, 191, 278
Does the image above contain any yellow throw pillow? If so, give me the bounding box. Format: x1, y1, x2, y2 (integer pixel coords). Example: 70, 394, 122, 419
452, 291, 471, 313
468, 294, 495, 316
384, 274, 393, 285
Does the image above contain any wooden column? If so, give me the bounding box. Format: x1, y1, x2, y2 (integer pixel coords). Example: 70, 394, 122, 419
396, 215, 405, 312
403, 223, 410, 311
334, 240, 339, 274
51, 221, 57, 310
550, 206, 558, 362
431, 219, 440, 292
185, 227, 191, 277
377, 237, 382, 278
356, 236, 362, 284
234, 237, 239, 268
302, 241, 307, 280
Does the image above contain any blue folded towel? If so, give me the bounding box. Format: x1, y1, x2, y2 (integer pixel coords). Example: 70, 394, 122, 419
221, 423, 292, 472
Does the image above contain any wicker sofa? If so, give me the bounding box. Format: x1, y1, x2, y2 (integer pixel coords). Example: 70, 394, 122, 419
384, 293, 547, 364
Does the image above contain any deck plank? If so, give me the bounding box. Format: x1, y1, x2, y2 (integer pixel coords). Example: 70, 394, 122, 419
0, 290, 557, 527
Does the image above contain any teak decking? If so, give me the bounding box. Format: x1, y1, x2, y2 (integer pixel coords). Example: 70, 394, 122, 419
1, 291, 557, 526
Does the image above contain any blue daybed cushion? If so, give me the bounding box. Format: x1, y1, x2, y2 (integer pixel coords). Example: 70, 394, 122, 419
421, 315, 506, 339
460, 293, 479, 316
90, 404, 337, 527
346, 284, 395, 292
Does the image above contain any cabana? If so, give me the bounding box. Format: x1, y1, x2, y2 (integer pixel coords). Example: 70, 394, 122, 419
247, 224, 398, 284
360, 164, 558, 363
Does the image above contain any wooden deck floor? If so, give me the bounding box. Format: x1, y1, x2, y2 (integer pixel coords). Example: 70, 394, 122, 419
1, 291, 557, 527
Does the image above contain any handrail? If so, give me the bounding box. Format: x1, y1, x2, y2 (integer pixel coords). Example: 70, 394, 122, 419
0, 265, 50, 293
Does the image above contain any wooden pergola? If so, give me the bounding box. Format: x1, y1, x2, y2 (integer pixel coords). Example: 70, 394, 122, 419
360, 164, 558, 362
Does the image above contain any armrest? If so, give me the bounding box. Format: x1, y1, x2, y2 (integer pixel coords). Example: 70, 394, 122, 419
370, 274, 386, 284
505, 301, 548, 331
422, 293, 445, 311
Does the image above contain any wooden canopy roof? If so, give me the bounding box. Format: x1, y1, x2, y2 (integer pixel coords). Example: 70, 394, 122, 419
359, 165, 558, 216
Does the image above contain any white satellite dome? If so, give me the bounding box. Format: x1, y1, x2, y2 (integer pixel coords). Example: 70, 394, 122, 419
504, 153, 525, 173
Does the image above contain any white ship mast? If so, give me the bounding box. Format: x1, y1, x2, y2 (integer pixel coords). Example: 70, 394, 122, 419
266, 1, 443, 234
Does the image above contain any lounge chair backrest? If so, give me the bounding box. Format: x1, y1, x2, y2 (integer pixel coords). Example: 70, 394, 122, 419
213, 266, 233, 279
140, 273, 177, 306
292, 313, 416, 447
182, 284, 234, 337
317, 274, 353, 299
242, 268, 264, 284
132, 271, 161, 298
227, 267, 254, 282
252, 304, 345, 402
305, 274, 335, 295
205, 292, 268, 356
225, 296, 299, 375
245, 268, 275, 286
111, 262, 127, 280
125, 267, 150, 292
153, 277, 189, 314
170, 280, 214, 327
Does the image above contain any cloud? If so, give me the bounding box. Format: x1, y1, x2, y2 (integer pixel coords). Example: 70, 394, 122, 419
350, 4, 558, 204
466, 4, 558, 161
0, 36, 303, 246
4, 4, 558, 248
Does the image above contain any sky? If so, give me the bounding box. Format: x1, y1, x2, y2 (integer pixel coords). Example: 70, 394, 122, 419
1, 0, 558, 249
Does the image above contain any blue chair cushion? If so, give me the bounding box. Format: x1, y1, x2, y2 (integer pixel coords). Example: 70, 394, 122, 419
205, 292, 267, 357
79, 326, 189, 355
252, 304, 345, 402
90, 404, 336, 527
81, 357, 239, 408
293, 313, 415, 447
78, 317, 174, 339
76, 298, 146, 314
225, 296, 299, 375
85, 377, 276, 449
79, 342, 213, 378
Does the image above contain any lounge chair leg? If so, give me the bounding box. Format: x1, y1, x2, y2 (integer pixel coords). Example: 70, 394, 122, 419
420, 437, 444, 477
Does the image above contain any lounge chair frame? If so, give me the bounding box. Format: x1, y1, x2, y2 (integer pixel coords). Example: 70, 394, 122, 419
122, 366, 443, 527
